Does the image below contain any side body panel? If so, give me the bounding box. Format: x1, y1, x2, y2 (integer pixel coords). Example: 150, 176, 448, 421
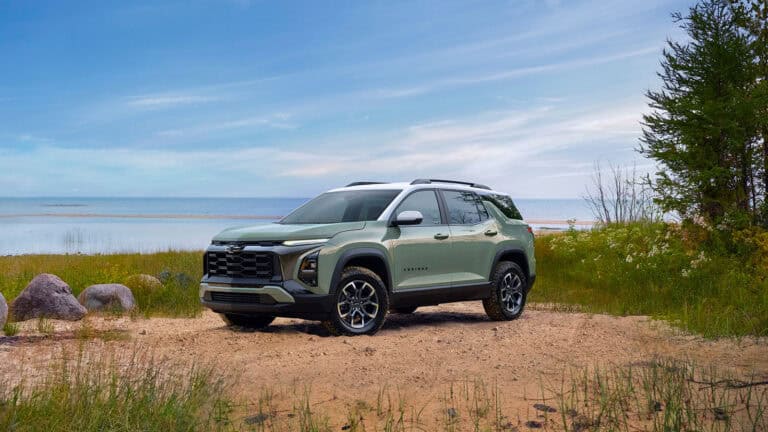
447, 218, 499, 285
389, 225, 454, 290
315, 221, 394, 295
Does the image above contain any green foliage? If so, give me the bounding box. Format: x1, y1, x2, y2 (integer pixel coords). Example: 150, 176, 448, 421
532, 223, 768, 337
0, 349, 233, 432
2, 321, 19, 337
0, 251, 202, 318
640, 0, 764, 228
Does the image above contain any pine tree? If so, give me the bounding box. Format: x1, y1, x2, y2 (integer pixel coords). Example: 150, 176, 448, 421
730, 0, 768, 223
640, 0, 760, 227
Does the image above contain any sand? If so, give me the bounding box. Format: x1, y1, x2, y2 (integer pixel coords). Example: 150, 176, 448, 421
1, 302, 765, 429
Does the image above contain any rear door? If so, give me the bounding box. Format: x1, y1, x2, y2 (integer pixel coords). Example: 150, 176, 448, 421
389, 189, 454, 291
440, 189, 499, 286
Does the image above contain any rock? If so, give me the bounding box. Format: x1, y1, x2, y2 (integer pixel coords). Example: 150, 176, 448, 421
0, 292, 7, 328
245, 413, 270, 425
651, 400, 663, 412
533, 403, 557, 413
10, 274, 86, 321
124, 274, 162, 291
174, 272, 193, 286
78, 284, 136, 312
713, 407, 729, 421
158, 269, 172, 283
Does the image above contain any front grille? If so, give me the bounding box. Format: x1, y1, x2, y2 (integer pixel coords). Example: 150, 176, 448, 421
209, 291, 276, 304
207, 251, 276, 279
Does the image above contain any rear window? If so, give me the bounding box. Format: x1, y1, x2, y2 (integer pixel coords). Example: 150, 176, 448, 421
481, 193, 523, 220
442, 190, 489, 225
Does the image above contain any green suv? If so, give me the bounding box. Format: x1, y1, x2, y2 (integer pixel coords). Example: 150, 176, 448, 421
200, 179, 535, 336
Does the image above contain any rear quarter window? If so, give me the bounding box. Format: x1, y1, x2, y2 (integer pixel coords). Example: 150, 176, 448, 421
481, 193, 523, 220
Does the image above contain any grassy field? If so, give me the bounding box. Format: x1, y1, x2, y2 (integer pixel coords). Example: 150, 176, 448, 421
0, 251, 202, 318
531, 223, 768, 338
1, 222, 766, 337
0, 347, 233, 432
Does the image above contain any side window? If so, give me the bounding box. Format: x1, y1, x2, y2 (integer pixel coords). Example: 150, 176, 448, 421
481, 193, 523, 220
442, 191, 488, 225
394, 190, 442, 225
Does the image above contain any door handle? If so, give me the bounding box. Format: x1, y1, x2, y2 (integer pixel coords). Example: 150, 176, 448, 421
434, 233, 449, 240
484, 229, 498, 236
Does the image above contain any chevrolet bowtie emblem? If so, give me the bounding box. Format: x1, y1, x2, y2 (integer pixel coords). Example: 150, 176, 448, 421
226, 244, 244, 253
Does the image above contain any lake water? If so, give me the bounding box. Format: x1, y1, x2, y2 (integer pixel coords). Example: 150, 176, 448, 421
0, 197, 593, 255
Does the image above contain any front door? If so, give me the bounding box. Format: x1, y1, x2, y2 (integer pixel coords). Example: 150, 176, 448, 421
390, 189, 453, 290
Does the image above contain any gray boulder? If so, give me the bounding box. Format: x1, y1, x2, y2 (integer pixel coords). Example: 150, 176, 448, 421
0, 292, 7, 329
124, 274, 162, 291
10, 274, 86, 322
78, 284, 136, 312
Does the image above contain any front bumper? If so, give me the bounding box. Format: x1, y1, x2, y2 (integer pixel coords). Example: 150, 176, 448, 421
200, 281, 332, 320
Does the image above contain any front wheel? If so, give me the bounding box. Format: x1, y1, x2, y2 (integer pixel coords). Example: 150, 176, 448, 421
322, 266, 389, 336
483, 262, 527, 321
220, 313, 275, 329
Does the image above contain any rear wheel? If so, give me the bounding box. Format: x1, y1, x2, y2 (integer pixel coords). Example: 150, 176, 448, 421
323, 266, 389, 336
483, 261, 527, 321
220, 313, 275, 329
391, 306, 418, 314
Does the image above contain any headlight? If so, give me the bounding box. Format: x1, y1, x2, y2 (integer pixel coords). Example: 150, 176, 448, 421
298, 251, 319, 286
283, 238, 329, 247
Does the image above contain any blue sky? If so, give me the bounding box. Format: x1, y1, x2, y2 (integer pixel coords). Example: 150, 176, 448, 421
0, 0, 693, 198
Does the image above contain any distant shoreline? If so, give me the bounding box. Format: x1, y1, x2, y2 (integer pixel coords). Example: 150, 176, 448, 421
0, 212, 594, 225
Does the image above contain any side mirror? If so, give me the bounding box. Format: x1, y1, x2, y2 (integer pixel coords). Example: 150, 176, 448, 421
393, 210, 423, 226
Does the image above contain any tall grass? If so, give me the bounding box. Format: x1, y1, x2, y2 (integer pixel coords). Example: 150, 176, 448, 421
0, 251, 203, 317
0, 348, 233, 431
532, 223, 768, 337
554, 360, 768, 432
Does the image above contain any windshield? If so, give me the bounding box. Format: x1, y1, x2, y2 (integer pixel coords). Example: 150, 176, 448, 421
280, 190, 402, 224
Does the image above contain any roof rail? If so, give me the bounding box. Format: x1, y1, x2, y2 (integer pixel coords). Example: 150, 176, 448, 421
345, 181, 386, 187
410, 179, 491, 190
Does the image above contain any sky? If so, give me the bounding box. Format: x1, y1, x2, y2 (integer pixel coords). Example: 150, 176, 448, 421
0, 0, 694, 198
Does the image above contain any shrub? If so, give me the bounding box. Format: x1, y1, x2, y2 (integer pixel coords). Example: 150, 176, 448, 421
532, 223, 768, 337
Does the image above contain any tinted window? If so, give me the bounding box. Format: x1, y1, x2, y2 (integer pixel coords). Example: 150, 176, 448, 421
442, 190, 488, 225
395, 190, 442, 225
481, 193, 523, 220
281, 190, 401, 224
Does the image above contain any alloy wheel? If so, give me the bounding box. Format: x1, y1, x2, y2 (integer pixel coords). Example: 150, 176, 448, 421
500, 272, 524, 315
337, 280, 380, 329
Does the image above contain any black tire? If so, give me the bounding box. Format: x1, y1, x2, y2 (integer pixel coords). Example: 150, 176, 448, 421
391, 306, 418, 314
220, 313, 275, 329
483, 261, 528, 321
322, 266, 389, 336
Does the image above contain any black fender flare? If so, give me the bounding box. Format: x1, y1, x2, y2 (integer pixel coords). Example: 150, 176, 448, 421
329, 248, 393, 296
490, 247, 530, 281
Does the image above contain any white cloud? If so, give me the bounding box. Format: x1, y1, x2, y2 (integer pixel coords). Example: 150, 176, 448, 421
126, 94, 219, 109
370, 46, 661, 99
0, 100, 649, 198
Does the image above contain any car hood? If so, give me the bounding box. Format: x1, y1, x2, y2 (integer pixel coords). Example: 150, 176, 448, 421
212, 221, 366, 242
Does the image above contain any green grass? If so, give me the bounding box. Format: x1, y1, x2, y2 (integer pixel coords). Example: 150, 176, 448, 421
0, 251, 203, 318
0, 348, 233, 432
552, 360, 768, 432
2, 321, 19, 336
2, 223, 766, 336
531, 223, 768, 337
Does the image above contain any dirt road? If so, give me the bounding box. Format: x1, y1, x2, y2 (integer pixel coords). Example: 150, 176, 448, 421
2, 303, 766, 430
